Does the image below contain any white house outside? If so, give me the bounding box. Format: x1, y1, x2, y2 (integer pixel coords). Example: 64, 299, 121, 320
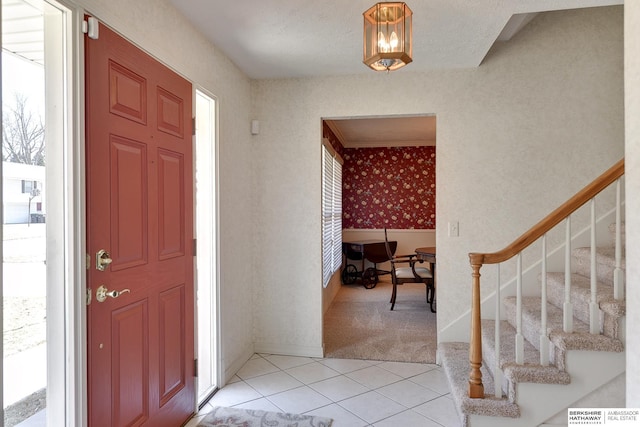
2, 161, 45, 224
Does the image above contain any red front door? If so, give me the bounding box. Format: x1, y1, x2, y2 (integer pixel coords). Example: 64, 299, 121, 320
85, 19, 195, 427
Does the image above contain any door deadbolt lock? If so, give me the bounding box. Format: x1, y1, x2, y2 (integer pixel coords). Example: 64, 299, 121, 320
96, 249, 113, 271
96, 285, 130, 302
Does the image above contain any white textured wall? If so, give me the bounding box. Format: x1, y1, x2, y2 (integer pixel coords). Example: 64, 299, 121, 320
77, 0, 254, 381
545, 373, 626, 423
251, 6, 623, 354
625, 0, 640, 408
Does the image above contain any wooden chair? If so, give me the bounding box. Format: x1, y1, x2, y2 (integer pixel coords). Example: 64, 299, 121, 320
384, 229, 435, 311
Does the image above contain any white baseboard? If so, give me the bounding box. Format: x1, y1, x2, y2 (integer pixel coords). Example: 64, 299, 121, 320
221, 341, 325, 386
222, 343, 254, 386
253, 342, 324, 358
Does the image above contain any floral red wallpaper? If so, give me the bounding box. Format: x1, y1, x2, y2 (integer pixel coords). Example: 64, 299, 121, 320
342, 146, 436, 229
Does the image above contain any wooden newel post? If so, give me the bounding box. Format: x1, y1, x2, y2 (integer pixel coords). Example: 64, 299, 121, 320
469, 255, 484, 398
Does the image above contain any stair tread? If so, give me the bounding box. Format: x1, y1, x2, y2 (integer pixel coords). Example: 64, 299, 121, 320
504, 296, 624, 352
438, 342, 520, 422
481, 319, 570, 386
573, 246, 626, 269
547, 272, 612, 296
546, 272, 625, 317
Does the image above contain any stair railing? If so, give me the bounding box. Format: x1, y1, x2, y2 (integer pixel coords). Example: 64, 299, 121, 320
467, 159, 624, 399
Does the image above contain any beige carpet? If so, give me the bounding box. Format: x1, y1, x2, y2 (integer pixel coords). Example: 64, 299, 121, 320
323, 279, 437, 363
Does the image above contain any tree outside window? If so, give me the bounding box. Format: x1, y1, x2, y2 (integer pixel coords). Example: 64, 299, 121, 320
2, 93, 45, 166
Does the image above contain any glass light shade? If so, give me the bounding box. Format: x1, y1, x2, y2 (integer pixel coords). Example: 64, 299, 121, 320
363, 2, 412, 71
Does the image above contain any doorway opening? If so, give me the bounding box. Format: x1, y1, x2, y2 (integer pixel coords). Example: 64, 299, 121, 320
195, 89, 219, 406
321, 114, 437, 363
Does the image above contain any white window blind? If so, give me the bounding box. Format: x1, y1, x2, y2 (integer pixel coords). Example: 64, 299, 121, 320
322, 143, 343, 287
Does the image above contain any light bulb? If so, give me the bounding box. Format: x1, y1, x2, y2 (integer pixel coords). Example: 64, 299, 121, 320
389, 31, 398, 50
377, 31, 388, 52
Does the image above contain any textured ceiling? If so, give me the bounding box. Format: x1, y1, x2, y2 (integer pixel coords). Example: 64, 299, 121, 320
2, 0, 622, 148
326, 116, 436, 148
167, 0, 620, 146
168, 0, 621, 80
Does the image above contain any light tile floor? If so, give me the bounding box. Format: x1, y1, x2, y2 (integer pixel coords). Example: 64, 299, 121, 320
186, 353, 461, 427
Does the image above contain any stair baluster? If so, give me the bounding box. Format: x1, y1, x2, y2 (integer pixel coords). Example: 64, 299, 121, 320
540, 234, 549, 366
494, 264, 502, 398
614, 178, 624, 300
589, 198, 600, 334
515, 254, 524, 364
563, 217, 574, 333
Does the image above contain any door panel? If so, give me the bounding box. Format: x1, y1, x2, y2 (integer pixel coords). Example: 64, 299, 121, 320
86, 19, 194, 427
112, 301, 149, 426
109, 61, 147, 124
158, 150, 185, 259
158, 285, 186, 405
110, 137, 148, 270
157, 88, 184, 137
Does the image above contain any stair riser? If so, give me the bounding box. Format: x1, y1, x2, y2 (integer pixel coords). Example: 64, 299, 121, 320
573, 253, 619, 288
502, 301, 555, 363
546, 274, 597, 326
603, 315, 623, 341
480, 320, 570, 403
607, 222, 625, 251
546, 273, 621, 339
480, 326, 512, 401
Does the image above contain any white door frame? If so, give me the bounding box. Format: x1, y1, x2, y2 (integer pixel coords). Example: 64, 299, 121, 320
45, 1, 88, 425
194, 88, 221, 406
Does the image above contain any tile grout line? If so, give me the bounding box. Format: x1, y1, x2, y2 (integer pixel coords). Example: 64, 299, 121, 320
200, 353, 458, 427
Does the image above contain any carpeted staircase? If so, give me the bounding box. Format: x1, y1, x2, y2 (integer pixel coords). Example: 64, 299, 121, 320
439, 223, 626, 427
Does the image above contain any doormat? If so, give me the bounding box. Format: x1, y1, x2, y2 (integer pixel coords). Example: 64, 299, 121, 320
197, 406, 333, 427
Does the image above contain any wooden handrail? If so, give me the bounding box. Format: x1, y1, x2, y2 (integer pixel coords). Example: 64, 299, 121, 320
467, 158, 624, 399
469, 159, 624, 266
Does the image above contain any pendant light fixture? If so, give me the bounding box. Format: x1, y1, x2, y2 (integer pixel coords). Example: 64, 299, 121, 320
363, 2, 413, 72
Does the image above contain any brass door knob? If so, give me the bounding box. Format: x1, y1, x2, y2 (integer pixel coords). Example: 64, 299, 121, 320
96, 285, 130, 302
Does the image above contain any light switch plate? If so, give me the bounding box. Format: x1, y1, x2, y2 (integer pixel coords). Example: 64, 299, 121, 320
449, 221, 459, 237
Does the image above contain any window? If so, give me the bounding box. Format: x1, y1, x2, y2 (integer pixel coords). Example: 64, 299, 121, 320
322, 141, 343, 287
195, 88, 219, 405
21, 180, 37, 194
3, 1, 71, 424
